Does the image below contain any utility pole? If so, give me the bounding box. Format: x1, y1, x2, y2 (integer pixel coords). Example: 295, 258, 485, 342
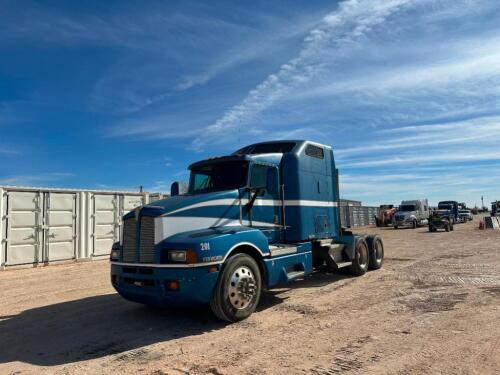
481, 195, 484, 210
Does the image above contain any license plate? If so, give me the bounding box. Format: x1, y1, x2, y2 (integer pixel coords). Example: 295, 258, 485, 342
133, 281, 144, 287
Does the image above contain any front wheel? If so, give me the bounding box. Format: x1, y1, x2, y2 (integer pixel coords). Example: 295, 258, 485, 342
412, 220, 417, 229
349, 238, 369, 276
210, 254, 262, 322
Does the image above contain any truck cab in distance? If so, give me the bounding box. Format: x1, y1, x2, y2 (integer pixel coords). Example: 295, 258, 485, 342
375, 204, 397, 227
438, 201, 459, 224
110, 140, 385, 322
492, 201, 500, 217
429, 210, 454, 232
394, 199, 429, 229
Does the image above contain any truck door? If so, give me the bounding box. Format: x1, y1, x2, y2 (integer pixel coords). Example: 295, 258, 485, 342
242, 164, 283, 243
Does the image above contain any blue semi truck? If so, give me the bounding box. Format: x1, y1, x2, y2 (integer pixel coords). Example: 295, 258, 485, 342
110, 140, 384, 321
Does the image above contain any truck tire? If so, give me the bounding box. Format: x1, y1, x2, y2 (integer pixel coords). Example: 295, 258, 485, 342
445, 224, 450, 232
210, 254, 262, 322
366, 235, 384, 270
349, 238, 369, 276
412, 220, 417, 229
450, 223, 454, 231
394, 225, 398, 229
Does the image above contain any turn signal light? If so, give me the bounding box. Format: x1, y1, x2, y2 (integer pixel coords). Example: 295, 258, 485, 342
186, 249, 198, 264
165, 280, 179, 291
208, 265, 219, 273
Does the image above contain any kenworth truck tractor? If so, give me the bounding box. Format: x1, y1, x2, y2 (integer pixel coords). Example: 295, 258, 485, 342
110, 140, 384, 322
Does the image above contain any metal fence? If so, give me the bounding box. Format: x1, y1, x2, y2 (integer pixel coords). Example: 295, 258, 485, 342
340, 205, 378, 228
1, 186, 148, 268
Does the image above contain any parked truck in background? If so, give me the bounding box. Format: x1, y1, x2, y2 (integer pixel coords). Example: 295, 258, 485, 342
375, 204, 397, 227
458, 209, 473, 222
438, 201, 459, 224
429, 210, 454, 232
492, 201, 500, 217
109, 140, 385, 322
394, 199, 429, 229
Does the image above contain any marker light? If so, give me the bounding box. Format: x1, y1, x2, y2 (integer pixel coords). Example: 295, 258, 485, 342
110, 250, 120, 261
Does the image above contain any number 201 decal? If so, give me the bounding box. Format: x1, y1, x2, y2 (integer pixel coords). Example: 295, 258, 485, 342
200, 242, 211, 251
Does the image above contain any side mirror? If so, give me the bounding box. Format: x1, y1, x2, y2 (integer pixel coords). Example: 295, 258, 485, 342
170, 181, 179, 197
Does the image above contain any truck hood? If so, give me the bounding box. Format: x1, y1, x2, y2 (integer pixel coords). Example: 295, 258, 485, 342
125, 189, 240, 219
124, 189, 250, 243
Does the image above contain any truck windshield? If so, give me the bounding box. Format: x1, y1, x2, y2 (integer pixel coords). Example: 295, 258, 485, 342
188, 161, 249, 194
439, 204, 452, 210
399, 205, 416, 211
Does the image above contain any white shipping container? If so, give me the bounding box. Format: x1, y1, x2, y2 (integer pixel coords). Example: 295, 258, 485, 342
1, 186, 150, 269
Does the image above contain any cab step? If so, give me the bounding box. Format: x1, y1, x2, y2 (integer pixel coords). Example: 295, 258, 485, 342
334, 261, 352, 269
314, 241, 351, 271
286, 270, 305, 281
269, 244, 297, 257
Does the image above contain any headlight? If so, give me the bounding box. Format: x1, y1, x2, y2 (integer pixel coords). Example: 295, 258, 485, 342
167, 249, 198, 263
168, 250, 187, 262
110, 250, 120, 261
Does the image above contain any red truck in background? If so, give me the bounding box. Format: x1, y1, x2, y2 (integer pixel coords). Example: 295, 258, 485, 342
375, 204, 397, 227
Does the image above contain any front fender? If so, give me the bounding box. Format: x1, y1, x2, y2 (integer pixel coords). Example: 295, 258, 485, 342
160, 226, 270, 265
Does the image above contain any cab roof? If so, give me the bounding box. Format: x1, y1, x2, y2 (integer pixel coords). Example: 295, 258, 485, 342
189, 140, 330, 170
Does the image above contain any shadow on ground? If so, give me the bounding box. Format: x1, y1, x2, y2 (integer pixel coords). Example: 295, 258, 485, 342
0, 270, 353, 366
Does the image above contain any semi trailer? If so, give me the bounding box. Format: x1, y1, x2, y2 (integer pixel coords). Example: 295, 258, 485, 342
110, 140, 384, 322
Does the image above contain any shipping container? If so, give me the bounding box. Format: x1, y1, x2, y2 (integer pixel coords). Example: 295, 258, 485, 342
1, 186, 148, 268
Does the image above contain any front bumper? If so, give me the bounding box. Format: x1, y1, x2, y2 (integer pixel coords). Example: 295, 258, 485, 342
111, 263, 220, 306
394, 219, 413, 228
429, 221, 448, 229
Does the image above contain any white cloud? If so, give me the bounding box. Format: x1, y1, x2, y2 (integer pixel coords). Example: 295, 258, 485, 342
0, 172, 75, 187
192, 0, 422, 149
336, 115, 500, 157
344, 150, 500, 168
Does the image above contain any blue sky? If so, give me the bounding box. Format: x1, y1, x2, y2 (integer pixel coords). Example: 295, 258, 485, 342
1, 0, 499, 207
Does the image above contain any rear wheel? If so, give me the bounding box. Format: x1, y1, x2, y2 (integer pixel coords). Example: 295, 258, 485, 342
210, 254, 261, 322
366, 235, 384, 270
445, 224, 450, 232
349, 238, 369, 276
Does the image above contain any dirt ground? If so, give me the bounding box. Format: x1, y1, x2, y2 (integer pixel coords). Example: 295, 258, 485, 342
1, 216, 499, 375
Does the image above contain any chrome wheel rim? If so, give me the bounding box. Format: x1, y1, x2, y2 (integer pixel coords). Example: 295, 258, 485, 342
375, 242, 383, 263
228, 266, 256, 309
358, 246, 368, 268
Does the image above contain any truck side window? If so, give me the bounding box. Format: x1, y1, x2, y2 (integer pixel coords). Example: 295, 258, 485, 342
250, 164, 268, 189
305, 145, 324, 159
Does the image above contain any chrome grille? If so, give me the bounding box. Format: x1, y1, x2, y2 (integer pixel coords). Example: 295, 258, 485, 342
139, 216, 155, 263
122, 217, 137, 262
